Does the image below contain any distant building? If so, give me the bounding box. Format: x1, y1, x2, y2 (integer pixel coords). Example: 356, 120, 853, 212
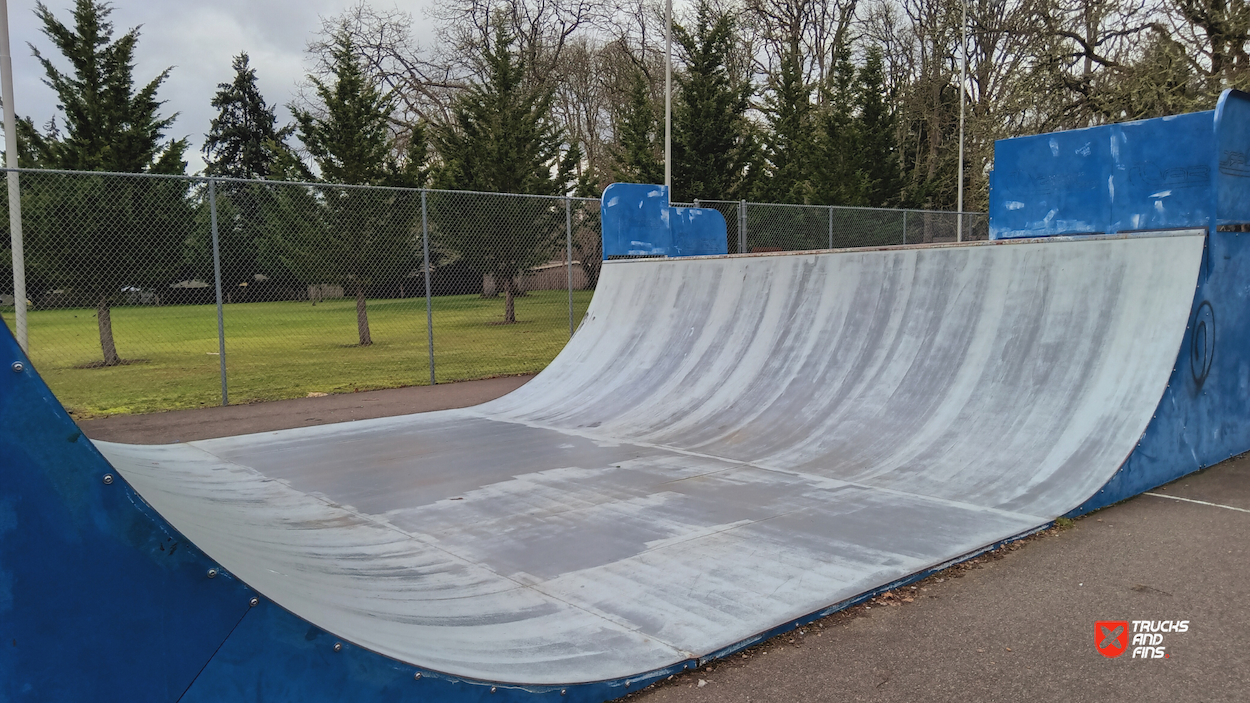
482, 260, 588, 296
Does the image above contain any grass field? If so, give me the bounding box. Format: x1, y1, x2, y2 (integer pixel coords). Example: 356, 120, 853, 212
2, 289, 593, 416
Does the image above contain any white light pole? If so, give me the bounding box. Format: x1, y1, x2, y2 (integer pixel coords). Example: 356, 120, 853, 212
956, 0, 967, 243
665, 0, 672, 203
0, 0, 25, 351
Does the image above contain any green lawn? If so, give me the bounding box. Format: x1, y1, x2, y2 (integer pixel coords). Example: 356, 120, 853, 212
2, 290, 593, 416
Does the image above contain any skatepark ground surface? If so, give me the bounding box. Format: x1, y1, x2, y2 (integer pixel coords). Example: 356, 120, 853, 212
76, 379, 1250, 702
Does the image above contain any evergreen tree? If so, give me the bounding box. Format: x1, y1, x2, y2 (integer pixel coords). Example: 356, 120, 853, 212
200, 53, 297, 297
430, 18, 578, 324
295, 34, 401, 187
291, 30, 427, 346
16, 0, 189, 366
203, 53, 292, 179
758, 40, 814, 204
812, 45, 869, 206
611, 69, 664, 185
672, 0, 755, 201
19, 1, 186, 174
855, 46, 901, 207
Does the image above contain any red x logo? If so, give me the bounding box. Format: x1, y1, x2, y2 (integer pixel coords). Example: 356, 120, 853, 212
1096, 620, 1129, 658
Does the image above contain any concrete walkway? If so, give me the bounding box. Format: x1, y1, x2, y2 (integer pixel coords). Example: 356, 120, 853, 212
77, 375, 533, 444
77, 382, 1250, 701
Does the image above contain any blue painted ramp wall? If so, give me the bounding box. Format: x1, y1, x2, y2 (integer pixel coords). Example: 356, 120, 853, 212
990, 89, 1250, 239
0, 326, 255, 701
1215, 90, 1250, 225
1075, 229, 1250, 513
989, 111, 1215, 238
600, 183, 728, 257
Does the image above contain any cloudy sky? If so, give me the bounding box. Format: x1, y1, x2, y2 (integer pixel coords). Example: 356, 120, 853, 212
6, 0, 440, 173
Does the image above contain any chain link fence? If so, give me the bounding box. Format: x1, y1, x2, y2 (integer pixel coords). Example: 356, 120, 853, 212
693, 199, 989, 252
2, 168, 976, 415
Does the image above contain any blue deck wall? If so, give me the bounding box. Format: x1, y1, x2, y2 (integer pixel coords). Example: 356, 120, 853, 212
600, 183, 728, 258
990, 111, 1216, 238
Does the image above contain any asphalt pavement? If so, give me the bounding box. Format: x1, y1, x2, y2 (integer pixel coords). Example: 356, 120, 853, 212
77, 375, 533, 443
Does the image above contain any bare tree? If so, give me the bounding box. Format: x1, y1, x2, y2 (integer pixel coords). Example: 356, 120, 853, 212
1166, 0, 1250, 90
305, 2, 462, 127
432, 0, 607, 88
746, 0, 858, 89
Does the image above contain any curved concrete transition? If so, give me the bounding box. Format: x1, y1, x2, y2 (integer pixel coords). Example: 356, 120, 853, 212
87, 232, 1204, 689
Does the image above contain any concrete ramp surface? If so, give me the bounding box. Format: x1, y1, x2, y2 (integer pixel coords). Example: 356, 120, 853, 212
1, 232, 1218, 701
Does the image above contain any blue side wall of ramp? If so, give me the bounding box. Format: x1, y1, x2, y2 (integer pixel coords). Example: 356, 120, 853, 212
0, 326, 255, 701
1074, 229, 1250, 514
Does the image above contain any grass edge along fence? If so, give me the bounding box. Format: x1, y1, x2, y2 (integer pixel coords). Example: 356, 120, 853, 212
2, 168, 982, 416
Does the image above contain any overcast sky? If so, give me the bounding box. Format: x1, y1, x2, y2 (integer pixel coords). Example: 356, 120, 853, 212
6, 0, 440, 173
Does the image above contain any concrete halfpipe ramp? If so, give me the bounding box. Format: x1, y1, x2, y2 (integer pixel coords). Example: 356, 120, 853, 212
6, 227, 1238, 702
9, 92, 1250, 702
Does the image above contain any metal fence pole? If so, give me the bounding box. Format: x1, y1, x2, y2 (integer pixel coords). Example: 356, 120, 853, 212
1, 6, 26, 353
828, 206, 833, 249
422, 190, 435, 385
566, 197, 574, 338
208, 179, 228, 406
739, 200, 747, 253
6, 169, 24, 352
903, 210, 908, 245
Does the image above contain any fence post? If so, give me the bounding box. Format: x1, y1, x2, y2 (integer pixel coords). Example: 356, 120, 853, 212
903, 210, 907, 245
5, 170, 25, 352
2, 16, 26, 351
739, 200, 747, 253
566, 197, 574, 338
828, 206, 833, 249
208, 179, 228, 406
422, 190, 435, 385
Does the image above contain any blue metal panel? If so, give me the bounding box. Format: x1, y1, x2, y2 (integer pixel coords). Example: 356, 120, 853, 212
600, 182, 727, 258
0, 322, 255, 702
669, 205, 729, 257
180, 599, 689, 703
1108, 112, 1214, 233
990, 124, 1112, 238
1215, 90, 1250, 225
601, 182, 670, 256
1073, 229, 1250, 514
990, 108, 1219, 238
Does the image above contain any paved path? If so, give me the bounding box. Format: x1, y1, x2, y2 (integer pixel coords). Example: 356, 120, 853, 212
77, 376, 533, 444
77, 383, 1250, 701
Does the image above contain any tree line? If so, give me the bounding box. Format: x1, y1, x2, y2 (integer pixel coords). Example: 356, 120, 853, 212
5, 0, 1245, 364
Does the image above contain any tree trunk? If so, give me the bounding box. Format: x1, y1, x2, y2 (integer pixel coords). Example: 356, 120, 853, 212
97, 295, 121, 366
355, 283, 373, 346
502, 275, 517, 324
